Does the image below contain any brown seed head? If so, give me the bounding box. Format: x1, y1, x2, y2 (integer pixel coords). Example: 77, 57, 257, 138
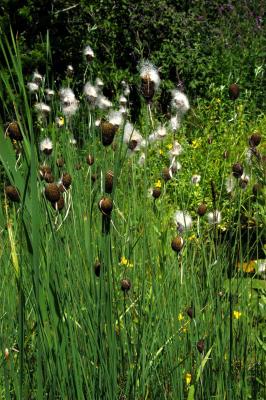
171, 236, 184, 253
98, 197, 113, 215
229, 83, 240, 100
128, 140, 138, 151
141, 77, 155, 101
162, 167, 172, 182
197, 339, 205, 354
121, 278, 131, 292
86, 154, 94, 165
44, 173, 54, 183
45, 183, 60, 203
100, 121, 117, 146
232, 162, 243, 178
94, 261, 101, 277
39, 165, 52, 180
152, 187, 161, 199
56, 157, 65, 168
186, 307, 195, 319
5, 185, 20, 202
249, 132, 261, 147
197, 203, 207, 216
52, 195, 65, 211
252, 183, 263, 197
105, 170, 114, 193
62, 173, 72, 189
7, 122, 23, 141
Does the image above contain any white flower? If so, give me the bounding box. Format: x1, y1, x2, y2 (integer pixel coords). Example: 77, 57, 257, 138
40, 137, 53, 154
169, 141, 183, 157
119, 106, 127, 116
119, 95, 127, 106
257, 260, 266, 279
32, 71, 43, 84
207, 210, 222, 224
59, 88, 79, 116
34, 102, 51, 115
84, 45, 94, 60
108, 110, 123, 127
27, 82, 39, 93
170, 115, 181, 131
95, 77, 104, 88
95, 119, 101, 127
148, 125, 167, 143
123, 85, 130, 96
84, 82, 98, 104
191, 174, 201, 184
140, 61, 160, 90
174, 210, 193, 232
171, 90, 190, 115
62, 101, 79, 117
226, 175, 235, 193
66, 65, 74, 75
96, 95, 112, 109
45, 89, 55, 100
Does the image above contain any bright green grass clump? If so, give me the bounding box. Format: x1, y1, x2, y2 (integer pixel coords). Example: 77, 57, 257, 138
0, 33, 265, 400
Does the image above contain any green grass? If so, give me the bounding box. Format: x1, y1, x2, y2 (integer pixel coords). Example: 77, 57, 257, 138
0, 32, 265, 400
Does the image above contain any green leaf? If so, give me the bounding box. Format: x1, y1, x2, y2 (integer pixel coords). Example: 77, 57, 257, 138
196, 346, 213, 383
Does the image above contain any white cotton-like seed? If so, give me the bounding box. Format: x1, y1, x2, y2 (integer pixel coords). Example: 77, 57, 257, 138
171, 90, 190, 115
207, 210, 222, 224
40, 137, 53, 152
174, 210, 193, 231
140, 61, 161, 90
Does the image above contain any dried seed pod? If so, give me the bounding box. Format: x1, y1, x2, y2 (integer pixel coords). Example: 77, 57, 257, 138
56, 157, 64, 168
232, 163, 243, 178
52, 195, 65, 211
44, 183, 60, 203
128, 140, 138, 151
152, 187, 161, 199
121, 278, 131, 292
100, 121, 117, 146
94, 261, 101, 277
229, 83, 240, 100
62, 173, 72, 189
186, 307, 194, 319
5, 185, 20, 202
98, 197, 113, 215
39, 165, 52, 180
7, 122, 23, 141
44, 173, 54, 183
105, 170, 114, 193
197, 203, 207, 216
197, 339, 205, 354
162, 167, 172, 182
171, 236, 184, 253
249, 132, 261, 147
86, 154, 94, 165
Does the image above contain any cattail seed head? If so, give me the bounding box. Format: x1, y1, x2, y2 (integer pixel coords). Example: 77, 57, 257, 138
232, 162, 243, 178
5, 185, 20, 202
62, 173, 72, 189
86, 154, 94, 165
45, 183, 60, 203
52, 195, 65, 211
7, 122, 23, 141
121, 278, 131, 292
229, 83, 240, 100
105, 170, 114, 193
152, 187, 161, 199
98, 197, 113, 215
197, 339, 205, 354
197, 203, 207, 216
171, 236, 184, 253
249, 132, 261, 147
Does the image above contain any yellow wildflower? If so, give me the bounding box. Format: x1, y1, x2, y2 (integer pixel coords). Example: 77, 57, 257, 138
191, 139, 200, 149
233, 311, 242, 320
155, 180, 162, 188
166, 143, 173, 150
178, 313, 184, 321
216, 98, 221, 103
188, 234, 197, 241
185, 373, 192, 386
120, 256, 133, 268
236, 260, 256, 273
159, 149, 164, 155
